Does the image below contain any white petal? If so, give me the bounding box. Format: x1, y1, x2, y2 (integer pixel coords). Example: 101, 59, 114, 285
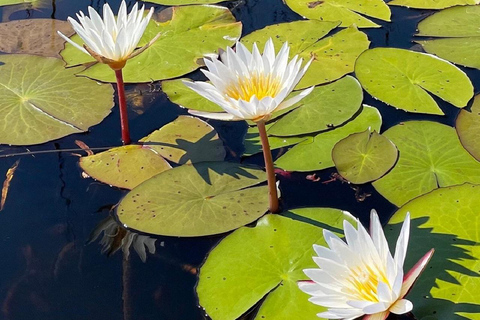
362, 301, 390, 314
57, 31, 89, 55
188, 110, 239, 121
394, 212, 410, 269
274, 86, 313, 112
389, 299, 413, 314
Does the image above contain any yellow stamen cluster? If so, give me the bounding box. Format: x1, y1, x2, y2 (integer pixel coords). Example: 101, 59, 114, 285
347, 265, 390, 302
225, 73, 282, 101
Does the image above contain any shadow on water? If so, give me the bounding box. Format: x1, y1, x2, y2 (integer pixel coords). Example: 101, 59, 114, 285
387, 218, 480, 320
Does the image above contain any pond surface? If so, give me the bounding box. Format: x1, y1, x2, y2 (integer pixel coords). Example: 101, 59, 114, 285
0, 0, 477, 319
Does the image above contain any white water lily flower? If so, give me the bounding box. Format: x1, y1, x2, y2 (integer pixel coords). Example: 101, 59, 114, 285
58, 0, 157, 70
299, 210, 434, 320
184, 38, 314, 122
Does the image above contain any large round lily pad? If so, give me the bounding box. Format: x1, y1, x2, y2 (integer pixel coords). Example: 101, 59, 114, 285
388, 0, 478, 9
267, 76, 363, 136
276, 105, 382, 172
456, 94, 480, 161
80, 145, 172, 190
60, 5, 242, 83
0, 54, 113, 146
140, 116, 225, 164
373, 121, 480, 207
241, 21, 370, 89
197, 208, 356, 320
117, 162, 269, 237
386, 184, 480, 320
332, 130, 398, 184
416, 5, 480, 69
284, 0, 390, 28
0, 19, 73, 58
355, 48, 473, 115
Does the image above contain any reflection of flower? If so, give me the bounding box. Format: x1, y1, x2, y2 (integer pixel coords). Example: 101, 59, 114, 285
299, 210, 434, 320
58, 0, 156, 70
184, 38, 313, 122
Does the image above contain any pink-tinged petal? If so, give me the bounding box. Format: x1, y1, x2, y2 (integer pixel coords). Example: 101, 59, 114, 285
188, 110, 240, 121
389, 299, 413, 314
362, 311, 390, 320
394, 212, 411, 269
400, 248, 435, 298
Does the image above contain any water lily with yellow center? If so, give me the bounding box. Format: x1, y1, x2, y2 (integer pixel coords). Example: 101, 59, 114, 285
184, 38, 313, 122
299, 210, 434, 320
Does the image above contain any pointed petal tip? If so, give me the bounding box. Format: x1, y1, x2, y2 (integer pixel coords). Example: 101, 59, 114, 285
400, 248, 434, 298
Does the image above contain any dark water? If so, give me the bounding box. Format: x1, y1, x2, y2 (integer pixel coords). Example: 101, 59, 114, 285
0, 0, 476, 319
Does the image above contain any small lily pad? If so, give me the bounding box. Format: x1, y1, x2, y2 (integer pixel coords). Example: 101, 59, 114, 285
386, 184, 480, 320
117, 162, 269, 237
373, 121, 480, 206
389, 0, 478, 9
284, 0, 390, 28
162, 79, 223, 113
276, 105, 382, 172
140, 116, 225, 164
80, 145, 172, 190
197, 208, 355, 320
456, 94, 480, 161
241, 22, 370, 88
416, 5, 480, 69
0, 19, 73, 57
332, 130, 398, 184
0, 54, 114, 146
355, 48, 473, 115
60, 5, 242, 83
267, 76, 363, 136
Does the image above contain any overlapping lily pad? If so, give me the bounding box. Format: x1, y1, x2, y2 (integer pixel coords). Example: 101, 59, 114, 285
0, 19, 73, 57
0, 54, 114, 146
456, 94, 480, 161
284, 0, 390, 28
60, 5, 242, 83
276, 105, 382, 171
140, 116, 225, 164
267, 76, 363, 136
373, 121, 480, 206
386, 184, 480, 320
197, 208, 355, 320
241, 21, 370, 89
388, 0, 478, 9
332, 130, 398, 184
117, 162, 269, 237
162, 79, 223, 112
355, 48, 473, 115
416, 5, 480, 69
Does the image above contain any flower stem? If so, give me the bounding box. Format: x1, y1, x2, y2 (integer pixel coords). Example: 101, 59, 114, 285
114, 69, 131, 145
257, 120, 279, 213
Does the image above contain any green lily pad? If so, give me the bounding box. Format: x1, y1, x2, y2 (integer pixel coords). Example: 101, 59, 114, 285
416, 6, 480, 69
60, 5, 242, 83
268, 76, 363, 136
197, 208, 356, 320
456, 94, 480, 161
284, 0, 390, 28
241, 22, 370, 89
386, 184, 480, 320
117, 162, 269, 237
162, 79, 223, 113
276, 105, 382, 172
144, 0, 232, 4
389, 0, 478, 9
373, 121, 480, 207
0, 54, 113, 146
140, 116, 225, 164
79, 145, 172, 190
332, 130, 398, 184
0, 0, 31, 5
355, 48, 473, 115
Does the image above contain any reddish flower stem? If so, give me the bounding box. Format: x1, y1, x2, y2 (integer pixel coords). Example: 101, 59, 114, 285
115, 69, 131, 145
257, 120, 279, 213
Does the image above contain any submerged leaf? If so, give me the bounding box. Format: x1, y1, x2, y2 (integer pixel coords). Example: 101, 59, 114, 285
332, 130, 398, 184
61, 5, 242, 83
197, 208, 355, 320
386, 184, 480, 319
373, 121, 480, 206
276, 105, 382, 172
116, 162, 269, 237
456, 94, 480, 161
0, 54, 114, 145
355, 48, 473, 115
